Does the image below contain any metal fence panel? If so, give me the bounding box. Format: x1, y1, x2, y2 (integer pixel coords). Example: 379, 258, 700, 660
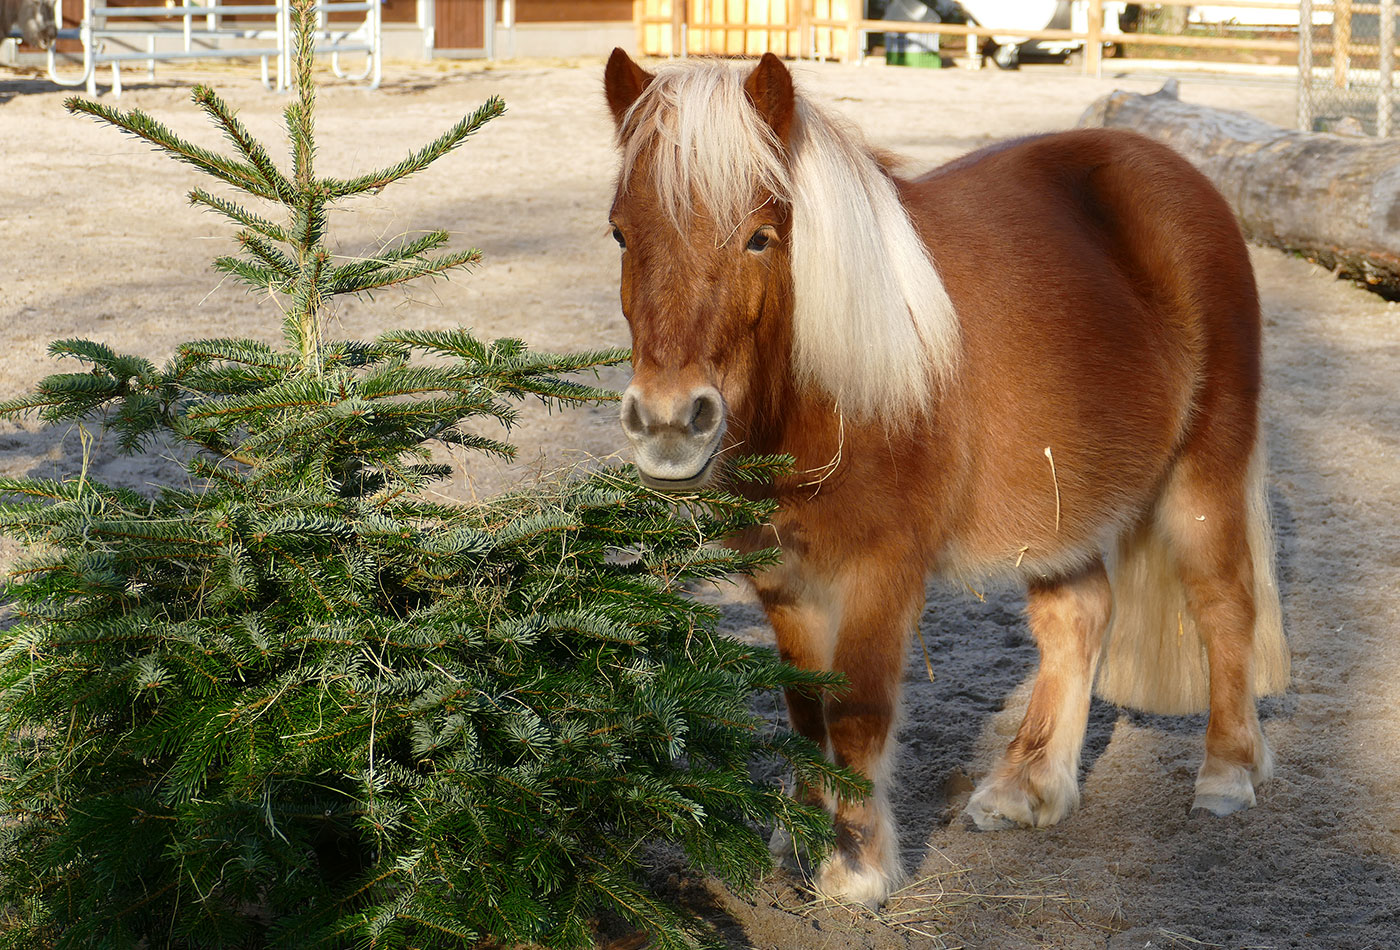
1299, 0, 1398, 135
42, 0, 380, 96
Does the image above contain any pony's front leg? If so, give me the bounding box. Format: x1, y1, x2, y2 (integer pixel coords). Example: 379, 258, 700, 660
815, 558, 925, 907
966, 558, 1112, 830
752, 565, 839, 864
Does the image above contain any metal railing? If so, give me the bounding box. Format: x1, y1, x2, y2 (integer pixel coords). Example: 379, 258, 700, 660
44, 0, 380, 96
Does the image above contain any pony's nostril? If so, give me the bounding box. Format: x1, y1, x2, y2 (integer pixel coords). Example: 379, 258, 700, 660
689, 391, 722, 436
620, 391, 647, 438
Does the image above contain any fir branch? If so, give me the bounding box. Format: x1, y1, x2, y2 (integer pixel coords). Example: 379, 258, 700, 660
503, 376, 622, 406
323, 230, 457, 290
492, 348, 632, 378
212, 255, 295, 293
725, 453, 795, 482
0, 383, 100, 422
188, 188, 293, 243
292, 193, 330, 275
287, 98, 317, 193
235, 230, 299, 279
320, 340, 407, 369
355, 364, 485, 401
322, 97, 507, 198
184, 375, 332, 421
64, 98, 277, 199
0, 476, 95, 505
0, 366, 166, 429
108, 391, 168, 453
174, 338, 293, 371
325, 248, 482, 296
290, 0, 318, 177
46, 338, 144, 374
190, 85, 297, 204
377, 328, 490, 363
176, 364, 289, 397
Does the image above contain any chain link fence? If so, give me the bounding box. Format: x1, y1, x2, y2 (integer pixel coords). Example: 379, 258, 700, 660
1299, 0, 1398, 134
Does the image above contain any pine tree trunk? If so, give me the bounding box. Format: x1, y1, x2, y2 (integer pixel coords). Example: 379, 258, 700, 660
1078, 82, 1400, 297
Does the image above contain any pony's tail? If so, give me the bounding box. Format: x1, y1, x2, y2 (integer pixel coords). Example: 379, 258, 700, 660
1094, 443, 1289, 715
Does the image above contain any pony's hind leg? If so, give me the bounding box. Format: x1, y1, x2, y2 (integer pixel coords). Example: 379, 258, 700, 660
1159, 467, 1273, 815
966, 558, 1112, 831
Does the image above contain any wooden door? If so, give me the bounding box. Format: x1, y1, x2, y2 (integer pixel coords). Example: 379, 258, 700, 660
436, 0, 486, 50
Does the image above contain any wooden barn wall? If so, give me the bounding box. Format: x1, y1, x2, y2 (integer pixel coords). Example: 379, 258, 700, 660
331, 0, 418, 24
509, 0, 631, 22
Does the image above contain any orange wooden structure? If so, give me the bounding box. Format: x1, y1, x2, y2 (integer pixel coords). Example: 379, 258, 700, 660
636, 1, 857, 60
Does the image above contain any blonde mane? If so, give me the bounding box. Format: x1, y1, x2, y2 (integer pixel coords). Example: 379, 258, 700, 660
617, 61, 960, 418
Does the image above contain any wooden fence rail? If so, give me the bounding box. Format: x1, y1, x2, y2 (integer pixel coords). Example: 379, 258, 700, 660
635, 0, 1362, 76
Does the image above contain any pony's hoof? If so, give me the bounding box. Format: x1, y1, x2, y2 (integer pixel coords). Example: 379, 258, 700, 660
963, 811, 1019, 833
1193, 759, 1257, 817
965, 783, 1036, 831
964, 767, 1075, 831
768, 824, 794, 860
770, 824, 820, 876
768, 825, 805, 874
1190, 792, 1251, 817
814, 850, 893, 909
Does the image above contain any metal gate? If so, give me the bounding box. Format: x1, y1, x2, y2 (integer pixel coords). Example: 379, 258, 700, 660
44, 0, 381, 96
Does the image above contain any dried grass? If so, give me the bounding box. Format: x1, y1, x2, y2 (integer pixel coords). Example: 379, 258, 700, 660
1154, 930, 1279, 950
773, 857, 1096, 948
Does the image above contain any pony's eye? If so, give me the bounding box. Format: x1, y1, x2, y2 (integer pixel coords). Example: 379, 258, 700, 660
746, 229, 772, 252
611, 226, 626, 249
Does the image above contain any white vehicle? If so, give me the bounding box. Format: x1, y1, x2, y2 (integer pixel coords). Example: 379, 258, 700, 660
956, 0, 1128, 67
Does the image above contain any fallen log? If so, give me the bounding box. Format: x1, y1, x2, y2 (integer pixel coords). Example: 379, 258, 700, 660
1078, 81, 1400, 298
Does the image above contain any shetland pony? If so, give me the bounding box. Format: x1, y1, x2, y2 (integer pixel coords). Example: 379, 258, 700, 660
603, 49, 1288, 907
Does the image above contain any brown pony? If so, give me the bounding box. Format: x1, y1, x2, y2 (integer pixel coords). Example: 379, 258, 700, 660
603, 49, 1289, 907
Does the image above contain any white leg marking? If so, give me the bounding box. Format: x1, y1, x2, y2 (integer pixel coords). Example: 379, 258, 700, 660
1193, 736, 1273, 816
814, 790, 901, 908
814, 742, 902, 907
965, 754, 1080, 831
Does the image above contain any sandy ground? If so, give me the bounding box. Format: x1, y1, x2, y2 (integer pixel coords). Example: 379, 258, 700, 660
3, 54, 1400, 950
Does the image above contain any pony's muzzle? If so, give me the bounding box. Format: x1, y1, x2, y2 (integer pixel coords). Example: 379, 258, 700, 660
620, 383, 726, 489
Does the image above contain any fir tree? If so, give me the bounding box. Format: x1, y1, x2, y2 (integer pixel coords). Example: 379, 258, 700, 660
0, 5, 859, 947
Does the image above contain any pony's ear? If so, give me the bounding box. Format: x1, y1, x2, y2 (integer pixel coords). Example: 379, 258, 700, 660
604, 48, 653, 128
743, 52, 795, 144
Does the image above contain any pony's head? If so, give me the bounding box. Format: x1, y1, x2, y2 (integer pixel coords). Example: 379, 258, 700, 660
603, 49, 959, 490
604, 50, 798, 490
